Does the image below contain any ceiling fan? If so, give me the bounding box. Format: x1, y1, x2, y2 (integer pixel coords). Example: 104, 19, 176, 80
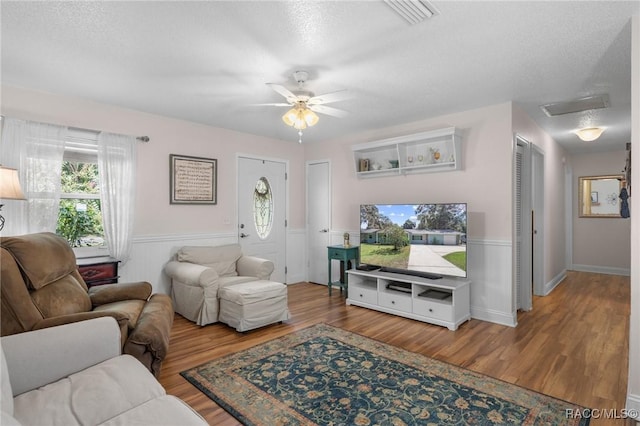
261, 70, 350, 142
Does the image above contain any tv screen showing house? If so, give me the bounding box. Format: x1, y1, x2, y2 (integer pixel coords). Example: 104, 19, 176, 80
359, 203, 467, 278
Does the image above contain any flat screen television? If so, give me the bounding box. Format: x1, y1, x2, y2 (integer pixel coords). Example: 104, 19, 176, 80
359, 203, 467, 279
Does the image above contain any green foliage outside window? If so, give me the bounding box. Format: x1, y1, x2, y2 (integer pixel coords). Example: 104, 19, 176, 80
56, 161, 104, 247
384, 224, 409, 251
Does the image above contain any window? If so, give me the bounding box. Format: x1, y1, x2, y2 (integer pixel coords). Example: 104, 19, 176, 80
56, 131, 105, 250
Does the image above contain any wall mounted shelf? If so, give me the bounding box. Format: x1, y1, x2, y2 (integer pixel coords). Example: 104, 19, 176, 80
352, 127, 462, 178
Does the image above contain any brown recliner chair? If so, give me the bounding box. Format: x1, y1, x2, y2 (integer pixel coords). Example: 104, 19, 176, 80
0, 232, 174, 377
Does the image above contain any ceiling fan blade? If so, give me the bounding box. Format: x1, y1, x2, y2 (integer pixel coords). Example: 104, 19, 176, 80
309, 104, 349, 118
308, 90, 351, 105
266, 83, 298, 103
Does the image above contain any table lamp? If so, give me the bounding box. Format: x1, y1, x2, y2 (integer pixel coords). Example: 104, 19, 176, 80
0, 166, 26, 231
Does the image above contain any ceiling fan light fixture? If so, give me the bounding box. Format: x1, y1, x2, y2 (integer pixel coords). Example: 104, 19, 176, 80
303, 109, 319, 127
282, 103, 319, 131
282, 107, 299, 127
575, 127, 605, 142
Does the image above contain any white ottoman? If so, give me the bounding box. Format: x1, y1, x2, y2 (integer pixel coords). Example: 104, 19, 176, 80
218, 280, 290, 332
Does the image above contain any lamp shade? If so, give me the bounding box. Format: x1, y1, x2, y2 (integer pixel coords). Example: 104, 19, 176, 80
0, 166, 26, 200
575, 127, 605, 142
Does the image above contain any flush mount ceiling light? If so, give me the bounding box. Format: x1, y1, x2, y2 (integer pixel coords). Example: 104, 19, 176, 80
575, 127, 605, 142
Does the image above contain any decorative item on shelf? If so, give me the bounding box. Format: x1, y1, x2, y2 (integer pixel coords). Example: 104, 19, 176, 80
0, 165, 27, 231
371, 162, 382, 171
430, 147, 441, 162
343, 232, 350, 247
359, 158, 370, 172
407, 156, 414, 165
389, 160, 399, 169
417, 155, 424, 164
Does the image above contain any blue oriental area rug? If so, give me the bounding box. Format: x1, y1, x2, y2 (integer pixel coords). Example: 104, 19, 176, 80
181, 324, 589, 425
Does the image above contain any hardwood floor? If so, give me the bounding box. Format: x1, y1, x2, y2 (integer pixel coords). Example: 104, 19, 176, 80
159, 271, 631, 425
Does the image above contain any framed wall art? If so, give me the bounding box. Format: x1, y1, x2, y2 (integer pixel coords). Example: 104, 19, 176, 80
170, 154, 217, 204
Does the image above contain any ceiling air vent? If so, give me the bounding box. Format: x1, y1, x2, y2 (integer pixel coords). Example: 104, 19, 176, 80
540, 94, 610, 117
384, 0, 439, 25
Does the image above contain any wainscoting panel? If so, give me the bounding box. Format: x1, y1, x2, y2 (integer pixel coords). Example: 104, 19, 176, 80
120, 233, 237, 295
466, 239, 516, 327
286, 228, 307, 284
120, 230, 309, 294
121, 232, 516, 327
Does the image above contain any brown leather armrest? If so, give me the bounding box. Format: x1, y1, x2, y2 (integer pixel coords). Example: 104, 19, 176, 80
89, 281, 153, 306
123, 294, 174, 377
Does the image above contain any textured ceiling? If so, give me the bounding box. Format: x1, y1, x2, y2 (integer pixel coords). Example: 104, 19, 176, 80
1, 1, 638, 153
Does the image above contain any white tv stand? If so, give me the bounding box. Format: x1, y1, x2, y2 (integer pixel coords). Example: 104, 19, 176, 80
346, 269, 471, 331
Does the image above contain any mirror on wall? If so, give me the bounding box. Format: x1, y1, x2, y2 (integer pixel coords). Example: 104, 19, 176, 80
578, 174, 626, 218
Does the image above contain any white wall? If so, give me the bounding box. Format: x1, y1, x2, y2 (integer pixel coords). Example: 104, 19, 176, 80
305, 102, 534, 326
0, 85, 308, 289
570, 150, 631, 275
306, 102, 515, 239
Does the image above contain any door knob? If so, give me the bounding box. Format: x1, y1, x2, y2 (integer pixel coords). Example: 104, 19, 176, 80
319, 229, 329, 233
240, 232, 250, 238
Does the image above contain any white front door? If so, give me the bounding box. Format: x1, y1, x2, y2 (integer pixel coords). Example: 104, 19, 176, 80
306, 160, 331, 284
238, 157, 287, 283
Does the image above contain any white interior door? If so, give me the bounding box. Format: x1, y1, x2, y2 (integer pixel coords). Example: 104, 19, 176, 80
306, 160, 331, 284
514, 135, 533, 312
238, 157, 287, 283
532, 145, 545, 296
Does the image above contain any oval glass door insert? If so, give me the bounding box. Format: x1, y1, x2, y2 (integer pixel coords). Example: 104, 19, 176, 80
253, 177, 273, 239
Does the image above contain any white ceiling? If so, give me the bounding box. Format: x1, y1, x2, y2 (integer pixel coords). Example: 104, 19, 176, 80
1, 1, 638, 153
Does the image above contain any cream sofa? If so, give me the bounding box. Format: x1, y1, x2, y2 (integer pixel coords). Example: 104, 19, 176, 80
0, 317, 207, 426
164, 244, 275, 326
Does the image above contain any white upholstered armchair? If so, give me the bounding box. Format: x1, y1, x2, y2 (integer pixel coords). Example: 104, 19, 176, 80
164, 244, 274, 326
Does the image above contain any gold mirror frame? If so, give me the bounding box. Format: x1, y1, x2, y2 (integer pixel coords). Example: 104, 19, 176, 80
578, 174, 625, 218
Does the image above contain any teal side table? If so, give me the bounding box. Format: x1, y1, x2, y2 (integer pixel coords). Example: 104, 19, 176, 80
327, 245, 359, 296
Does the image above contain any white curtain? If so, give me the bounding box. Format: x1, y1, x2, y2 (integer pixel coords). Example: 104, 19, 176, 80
97, 132, 137, 264
0, 118, 67, 236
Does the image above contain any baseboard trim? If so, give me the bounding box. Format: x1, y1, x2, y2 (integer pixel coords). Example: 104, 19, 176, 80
470, 306, 517, 328
626, 393, 640, 419
543, 270, 567, 296
570, 264, 631, 276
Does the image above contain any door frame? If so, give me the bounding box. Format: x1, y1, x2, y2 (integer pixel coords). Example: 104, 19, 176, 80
236, 153, 289, 280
